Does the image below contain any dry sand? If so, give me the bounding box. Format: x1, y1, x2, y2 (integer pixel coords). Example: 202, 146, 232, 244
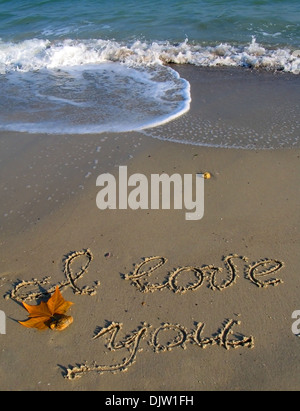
0, 66, 299, 391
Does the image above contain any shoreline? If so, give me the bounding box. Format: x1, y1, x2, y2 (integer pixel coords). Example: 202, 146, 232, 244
143, 65, 300, 149
0, 65, 299, 391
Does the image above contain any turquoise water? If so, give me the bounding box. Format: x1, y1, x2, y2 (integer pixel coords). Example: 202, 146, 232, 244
0, 0, 299, 142
1, 0, 299, 47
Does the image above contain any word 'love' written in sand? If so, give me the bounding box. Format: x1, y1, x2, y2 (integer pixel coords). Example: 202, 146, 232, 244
124, 254, 285, 294
65, 317, 254, 380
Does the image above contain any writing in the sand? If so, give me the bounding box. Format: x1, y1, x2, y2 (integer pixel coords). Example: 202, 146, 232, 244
6, 250, 285, 302
5, 249, 99, 302
124, 254, 285, 294
5, 249, 285, 381
64, 317, 254, 380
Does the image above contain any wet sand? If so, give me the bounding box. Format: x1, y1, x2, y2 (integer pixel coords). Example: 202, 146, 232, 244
0, 66, 299, 391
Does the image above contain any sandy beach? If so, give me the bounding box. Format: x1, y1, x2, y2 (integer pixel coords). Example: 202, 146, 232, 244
0, 66, 299, 391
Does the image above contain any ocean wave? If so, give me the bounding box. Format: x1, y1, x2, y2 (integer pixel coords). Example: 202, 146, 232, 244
0, 61, 191, 134
0, 37, 299, 74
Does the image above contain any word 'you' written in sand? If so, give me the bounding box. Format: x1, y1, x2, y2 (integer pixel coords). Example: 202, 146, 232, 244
65, 317, 254, 380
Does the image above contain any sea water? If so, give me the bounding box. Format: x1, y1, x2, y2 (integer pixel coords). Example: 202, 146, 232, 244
0, 0, 299, 145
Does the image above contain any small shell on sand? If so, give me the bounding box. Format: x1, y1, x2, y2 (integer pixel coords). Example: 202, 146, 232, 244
203, 172, 211, 179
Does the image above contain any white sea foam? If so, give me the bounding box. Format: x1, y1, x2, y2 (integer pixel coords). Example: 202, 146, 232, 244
0, 37, 299, 74
0, 61, 191, 134
0, 36, 298, 140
